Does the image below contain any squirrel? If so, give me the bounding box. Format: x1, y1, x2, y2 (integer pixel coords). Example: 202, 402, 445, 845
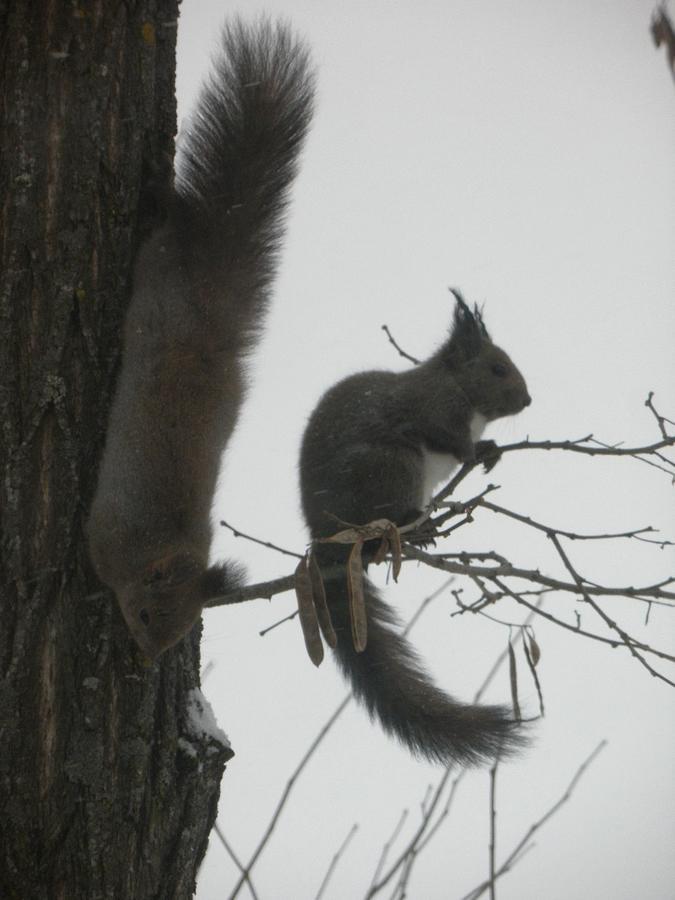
87, 19, 314, 659
299, 294, 532, 765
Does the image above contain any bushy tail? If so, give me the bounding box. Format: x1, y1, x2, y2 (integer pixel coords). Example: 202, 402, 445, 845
174, 17, 314, 341
324, 574, 528, 766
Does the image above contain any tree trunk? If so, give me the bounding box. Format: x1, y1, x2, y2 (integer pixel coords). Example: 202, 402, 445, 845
0, 3, 230, 896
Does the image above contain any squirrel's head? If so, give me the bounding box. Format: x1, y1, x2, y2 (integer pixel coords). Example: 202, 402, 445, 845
442, 290, 531, 421
118, 550, 210, 659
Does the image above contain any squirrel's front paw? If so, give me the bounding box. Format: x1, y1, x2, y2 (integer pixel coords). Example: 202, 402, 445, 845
406, 517, 438, 550
474, 439, 502, 473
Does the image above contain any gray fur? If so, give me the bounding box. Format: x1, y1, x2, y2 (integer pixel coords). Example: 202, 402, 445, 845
300, 295, 532, 765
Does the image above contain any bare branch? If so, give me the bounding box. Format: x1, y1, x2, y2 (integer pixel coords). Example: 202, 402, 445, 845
367, 809, 410, 896
402, 546, 675, 604
488, 575, 675, 668
315, 823, 359, 900
364, 604, 544, 897
206, 572, 297, 608
460, 741, 607, 900
210, 399, 671, 896
412, 773, 463, 854
645, 391, 674, 439
226, 695, 353, 900
364, 767, 454, 898
547, 534, 675, 688
381, 324, 421, 365
227, 586, 448, 899
259, 608, 298, 637
478, 498, 668, 544
219, 518, 303, 559
499, 434, 674, 460
431, 399, 673, 507
213, 824, 260, 900
488, 761, 498, 900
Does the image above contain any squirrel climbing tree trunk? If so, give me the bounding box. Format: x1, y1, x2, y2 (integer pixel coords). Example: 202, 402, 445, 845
0, 3, 228, 896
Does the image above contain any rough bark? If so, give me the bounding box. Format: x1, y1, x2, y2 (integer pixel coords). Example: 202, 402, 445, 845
0, 3, 230, 897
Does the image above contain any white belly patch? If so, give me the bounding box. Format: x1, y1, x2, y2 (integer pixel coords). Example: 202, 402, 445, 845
420, 449, 460, 505
419, 413, 487, 506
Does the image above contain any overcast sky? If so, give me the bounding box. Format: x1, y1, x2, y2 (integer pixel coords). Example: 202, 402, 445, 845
175, 3, 674, 898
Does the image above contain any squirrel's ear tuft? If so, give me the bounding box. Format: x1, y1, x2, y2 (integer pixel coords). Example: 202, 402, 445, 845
446, 288, 490, 361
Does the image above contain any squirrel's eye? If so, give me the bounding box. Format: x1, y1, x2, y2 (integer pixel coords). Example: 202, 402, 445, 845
491, 363, 508, 377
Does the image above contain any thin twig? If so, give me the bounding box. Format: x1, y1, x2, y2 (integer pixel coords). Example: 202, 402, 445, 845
478, 498, 666, 544
645, 391, 673, 439
392, 846, 417, 899
228, 586, 446, 899
498, 434, 675, 460
219, 518, 303, 559
365, 767, 454, 898
403, 546, 675, 604
367, 809, 410, 895
214, 824, 260, 900
460, 741, 607, 900
226, 695, 353, 900
488, 575, 675, 667
259, 608, 298, 637
414, 773, 463, 854
201, 660, 215, 682
548, 534, 675, 688
381, 324, 421, 365
315, 823, 359, 900
403, 577, 456, 633
488, 762, 498, 900
365, 604, 544, 897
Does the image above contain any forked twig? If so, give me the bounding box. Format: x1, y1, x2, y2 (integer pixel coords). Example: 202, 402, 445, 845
314, 823, 359, 900
460, 741, 607, 900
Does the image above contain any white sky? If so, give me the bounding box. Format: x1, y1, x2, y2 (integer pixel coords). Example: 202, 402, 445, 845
176, 2, 675, 898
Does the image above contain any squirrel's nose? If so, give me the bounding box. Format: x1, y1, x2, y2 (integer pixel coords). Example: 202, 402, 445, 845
523, 392, 532, 407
